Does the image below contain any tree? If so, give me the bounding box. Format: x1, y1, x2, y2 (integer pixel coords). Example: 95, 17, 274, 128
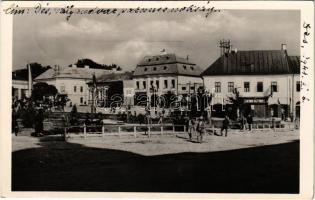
12, 63, 51, 80
32, 82, 58, 102
69, 104, 79, 125
228, 88, 244, 119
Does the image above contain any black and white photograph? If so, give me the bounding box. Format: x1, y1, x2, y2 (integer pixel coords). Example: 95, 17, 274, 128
1, 1, 314, 198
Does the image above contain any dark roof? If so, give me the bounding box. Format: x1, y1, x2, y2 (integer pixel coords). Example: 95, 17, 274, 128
202, 50, 299, 76
90, 71, 133, 84
35, 67, 94, 80
288, 56, 300, 74
134, 53, 203, 77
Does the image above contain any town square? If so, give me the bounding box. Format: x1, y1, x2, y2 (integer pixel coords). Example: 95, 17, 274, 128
9, 6, 303, 194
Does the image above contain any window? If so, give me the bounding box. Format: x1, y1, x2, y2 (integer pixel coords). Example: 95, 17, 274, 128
190, 87, 195, 91
150, 81, 154, 88
163, 66, 167, 70
74, 86, 77, 92
136, 81, 140, 89
80, 97, 83, 104
144, 67, 148, 71
164, 80, 168, 89
183, 65, 187, 70
156, 80, 159, 89
257, 82, 263, 92
190, 66, 194, 70
296, 81, 300, 92
166, 56, 169, 60
271, 81, 278, 92
143, 81, 146, 89
182, 87, 186, 91
80, 86, 83, 93
228, 82, 234, 93
156, 57, 159, 61
171, 79, 175, 88
244, 82, 250, 92
148, 59, 151, 62
153, 67, 157, 71
60, 86, 65, 93
215, 82, 221, 93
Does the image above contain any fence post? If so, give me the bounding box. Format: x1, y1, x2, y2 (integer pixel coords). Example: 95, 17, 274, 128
183, 125, 186, 133
148, 126, 151, 138
212, 124, 214, 134
102, 125, 105, 138
84, 124, 87, 139
173, 125, 175, 134
134, 126, 137, 138
250, 124, 253, 132
118, 126, 121, 138
161, 126, 164, 136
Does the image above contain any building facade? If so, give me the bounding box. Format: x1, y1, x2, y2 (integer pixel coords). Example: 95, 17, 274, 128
133, 53, 203, 107
202, 47, 300, 120
87, 71, 134, 109
35, 65, 111, 106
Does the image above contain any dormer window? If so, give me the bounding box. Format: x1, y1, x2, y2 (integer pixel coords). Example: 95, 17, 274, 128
166, 56, 169, 60
144, 67, 148, 71
148, 59, 151, 62
190, 66, 194, 70
156, 58, 159, 61
163, 66, 167, 70
183, 65, 187, 70
153, 67, 157, 71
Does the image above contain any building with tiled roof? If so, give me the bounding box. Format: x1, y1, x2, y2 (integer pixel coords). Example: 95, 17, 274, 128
202, 44, 300, 120
133, 53, 203, 108
35, 65, 112, 106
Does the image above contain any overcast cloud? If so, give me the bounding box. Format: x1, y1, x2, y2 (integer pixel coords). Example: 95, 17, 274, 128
13, 9, 300, 71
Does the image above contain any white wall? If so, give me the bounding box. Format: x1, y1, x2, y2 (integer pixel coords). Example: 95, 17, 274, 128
35, 78, 90, 106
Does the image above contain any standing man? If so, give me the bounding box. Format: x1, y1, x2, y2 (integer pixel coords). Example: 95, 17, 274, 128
247, 114, 253, 131
187, 118, 195, 141
196, 116, 205, 143
221, 115, 230, 137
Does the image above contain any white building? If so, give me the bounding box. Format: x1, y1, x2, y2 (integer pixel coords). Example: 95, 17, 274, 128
12, 79, 29, 100
202, 46, 300, 120
133, 53, 203, 107
35, 65, 111, 106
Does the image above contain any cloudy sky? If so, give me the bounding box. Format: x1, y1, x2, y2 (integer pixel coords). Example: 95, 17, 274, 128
13, 9, 300, 71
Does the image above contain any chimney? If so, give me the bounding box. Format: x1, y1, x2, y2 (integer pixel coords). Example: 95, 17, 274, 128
281, 44, 287, 51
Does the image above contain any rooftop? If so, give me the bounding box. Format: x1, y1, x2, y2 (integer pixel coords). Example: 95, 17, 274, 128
134, 53, 203, 77
202, 50, 300, 76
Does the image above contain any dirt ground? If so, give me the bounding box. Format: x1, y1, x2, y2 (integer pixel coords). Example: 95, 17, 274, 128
12, 129, 300, 193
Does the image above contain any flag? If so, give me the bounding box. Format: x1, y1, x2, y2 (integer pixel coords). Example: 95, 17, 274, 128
160, 49, 165, 53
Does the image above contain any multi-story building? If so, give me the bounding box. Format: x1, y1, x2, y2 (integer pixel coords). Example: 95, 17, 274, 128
202, 45, 300, 120
35, 65, 111, 106
133, 53, 203, 107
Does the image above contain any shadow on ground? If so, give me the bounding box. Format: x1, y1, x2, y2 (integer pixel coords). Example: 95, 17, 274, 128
12, 136, 299, 193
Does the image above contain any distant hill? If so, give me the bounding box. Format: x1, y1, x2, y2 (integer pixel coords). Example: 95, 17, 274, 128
12, 63, 51, 81
75, 58, 122, 71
